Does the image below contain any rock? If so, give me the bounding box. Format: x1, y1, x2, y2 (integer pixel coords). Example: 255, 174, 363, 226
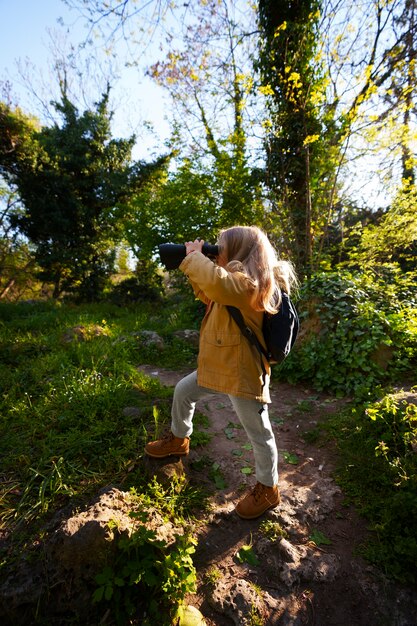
61, 324, 108, 343
45, 487, 131, 574
135, 330, 165, 350
208, 578, 264, 626
276, 539, 339, 587
143, 455, 187, 485
284, 479, 341, 524
173, 329, 200, 347
176, 604, 207, 625
0, 487, 186, 623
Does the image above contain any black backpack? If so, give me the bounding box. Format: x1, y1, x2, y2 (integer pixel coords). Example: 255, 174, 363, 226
227, 292, 299, 365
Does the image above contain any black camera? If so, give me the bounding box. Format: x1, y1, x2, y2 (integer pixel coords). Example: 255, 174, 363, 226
158, 242, 219, 270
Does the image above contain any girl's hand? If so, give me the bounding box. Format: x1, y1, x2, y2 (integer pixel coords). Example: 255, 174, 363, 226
185, 239, 204, 255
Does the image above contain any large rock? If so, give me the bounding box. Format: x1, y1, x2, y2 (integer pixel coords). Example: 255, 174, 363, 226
173, 329, 200, 347
255, 535, 339, 588
208, 578, 265, 626
0, 487, 185, 624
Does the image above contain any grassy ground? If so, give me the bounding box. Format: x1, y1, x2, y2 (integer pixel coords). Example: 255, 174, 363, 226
0, 299, 199, 539
1, 297, 415, 623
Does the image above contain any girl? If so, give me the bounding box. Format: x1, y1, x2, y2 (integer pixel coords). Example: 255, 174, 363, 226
145, 226, 297, 519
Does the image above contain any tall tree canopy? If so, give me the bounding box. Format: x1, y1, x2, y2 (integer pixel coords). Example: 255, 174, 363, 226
257, 0, 340, 274
0, 90, 167, 299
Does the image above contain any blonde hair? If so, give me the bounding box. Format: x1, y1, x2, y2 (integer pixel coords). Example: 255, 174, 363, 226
218, 225, 297, 313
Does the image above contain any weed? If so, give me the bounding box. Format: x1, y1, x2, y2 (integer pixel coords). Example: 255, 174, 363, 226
259, 519, 288, 541
249, 605, 265, 626
138, 477, 208, 520
0, 299, 201, 579
209, 463, 227, 489
309, 529, 332, 546
190, 430, 213, 447
302, 427, 323, 444
204, 566, 222, 586
282, 451, 299, 465
235, 537, 259, 566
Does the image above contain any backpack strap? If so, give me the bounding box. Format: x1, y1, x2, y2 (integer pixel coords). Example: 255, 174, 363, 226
226, 305, 268, 386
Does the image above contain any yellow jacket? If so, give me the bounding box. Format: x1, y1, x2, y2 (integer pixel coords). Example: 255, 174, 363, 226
180, 251, 271, 403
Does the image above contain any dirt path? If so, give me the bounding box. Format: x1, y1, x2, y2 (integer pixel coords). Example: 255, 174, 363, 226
139, 366, 417, 626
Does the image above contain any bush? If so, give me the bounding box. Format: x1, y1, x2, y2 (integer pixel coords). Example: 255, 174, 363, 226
330, 391, 417, 583
108, 259, 164, 306
109, 276, 163, 305
279, 270, 417, 398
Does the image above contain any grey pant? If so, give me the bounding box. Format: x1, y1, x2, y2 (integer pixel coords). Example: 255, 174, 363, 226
171, 370, 278, 486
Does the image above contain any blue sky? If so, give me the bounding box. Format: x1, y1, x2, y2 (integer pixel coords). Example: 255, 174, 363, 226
0, 0, 170, 159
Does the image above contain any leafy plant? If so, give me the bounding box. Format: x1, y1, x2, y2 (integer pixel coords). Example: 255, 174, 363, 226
283, 451, 299, 465
328, 389, 417, 583
209, 463, 227, 489
204, 566, 222, 586
280, 270, 417, 398
235, 543, 259, 567
259, 519, 288, 541
309, 529, 332, 546
93, 520, 197, 625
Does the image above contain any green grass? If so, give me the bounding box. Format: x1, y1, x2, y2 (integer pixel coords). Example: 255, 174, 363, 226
0, 299, 199, 539
0, 298, 207, 622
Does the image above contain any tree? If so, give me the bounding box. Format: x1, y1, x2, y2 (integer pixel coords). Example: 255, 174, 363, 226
321, 0, 417, 199
147, 0, 264, 228
0, 90, 168, 299
257, 0, 340, 275
0, 186, 37, 301
348, 181, 417, 271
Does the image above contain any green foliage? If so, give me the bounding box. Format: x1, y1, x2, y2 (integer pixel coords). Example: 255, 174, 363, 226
93, 519, 197, 625
0, 298, 207, 621
0, 299, 198, 532
309, 529, 331, 546
347, 182, 417, 272
0, 92, 167, 300
257, 0, 340, 272
259, 519, 288, 541
280, 270, 417, 397
108, 259, 164, 306
235, 543, 259, 566
125, 156, 264, 263
329, 391, 417, 583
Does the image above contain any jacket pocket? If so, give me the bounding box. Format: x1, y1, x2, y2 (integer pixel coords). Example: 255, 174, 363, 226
201, 331, 241, 376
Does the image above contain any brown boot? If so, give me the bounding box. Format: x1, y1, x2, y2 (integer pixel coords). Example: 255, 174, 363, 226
144, 432, 190, 458
235, 482, 280, 519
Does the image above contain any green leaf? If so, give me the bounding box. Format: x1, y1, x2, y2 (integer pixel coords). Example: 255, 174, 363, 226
214, 474, 227, 489
104, 584, 114, 601
309, 529, 332, 546
241, 443, 253, 451
235, 545, 259, 566
283, 451, 299, 465
224, 427, 236, 439
241, 466, 253, 475
92, 587, 104, 603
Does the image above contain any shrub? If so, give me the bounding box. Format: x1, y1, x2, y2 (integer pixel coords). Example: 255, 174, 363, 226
108, 260, 164, 306
279, 270, 417, 398
330, 391, 417, 583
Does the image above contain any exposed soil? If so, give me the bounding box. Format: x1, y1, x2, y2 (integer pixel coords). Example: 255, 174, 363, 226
138, 365, 417, 626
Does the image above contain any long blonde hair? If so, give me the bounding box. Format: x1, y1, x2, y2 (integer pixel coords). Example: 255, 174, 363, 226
218, 226, 297, 313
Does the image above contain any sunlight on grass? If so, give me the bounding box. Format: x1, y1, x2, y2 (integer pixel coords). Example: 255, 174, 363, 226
0, 300, 198, 535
